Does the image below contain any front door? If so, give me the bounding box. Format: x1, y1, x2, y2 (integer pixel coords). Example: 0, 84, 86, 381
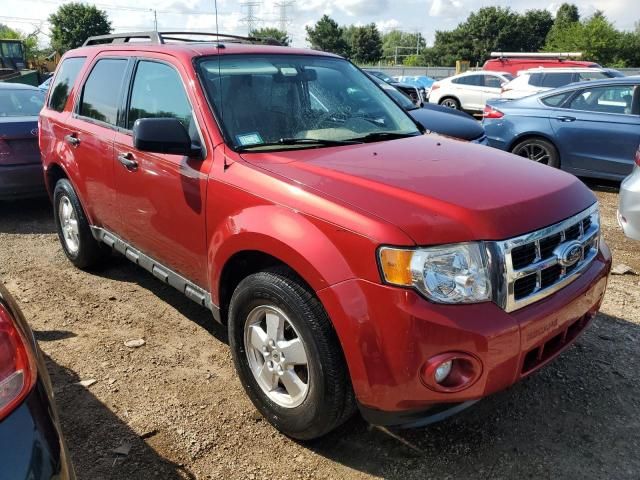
113, 57, 213, 288
551, 84, 640, 179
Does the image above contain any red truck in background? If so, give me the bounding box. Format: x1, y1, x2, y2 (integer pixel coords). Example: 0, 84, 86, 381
39, 32, 611, 440
483, 52, 601, 76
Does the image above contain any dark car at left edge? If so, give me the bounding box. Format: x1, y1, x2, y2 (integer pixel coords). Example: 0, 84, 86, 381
0, 281, 75, 479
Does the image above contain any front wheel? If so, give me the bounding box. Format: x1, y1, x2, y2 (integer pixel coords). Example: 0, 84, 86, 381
440, 97, 460, 110
228, 268, 355, 440
511, 138, 560, 168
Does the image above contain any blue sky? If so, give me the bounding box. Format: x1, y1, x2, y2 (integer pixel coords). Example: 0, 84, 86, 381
1, 0, 638, 48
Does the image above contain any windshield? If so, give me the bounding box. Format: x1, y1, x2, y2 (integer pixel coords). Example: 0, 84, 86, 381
367, 74, 415, 110
198, 55, 420, 150
0, 89, 44, 117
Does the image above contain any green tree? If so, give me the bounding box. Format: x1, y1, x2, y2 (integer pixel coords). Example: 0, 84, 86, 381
49, 2, 111, 53
554, 3, 580, 28
305, 15, 349, 57
350, 24, 382, 64
382, 30, 426, 63
515, 10, 554, 52
249, 27, 290, 46
0, 24, 38, 61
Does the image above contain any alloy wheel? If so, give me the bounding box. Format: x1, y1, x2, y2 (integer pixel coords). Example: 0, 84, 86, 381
244, 305, 310, 408
58, 195, 80, 254
513, 143, 552, 165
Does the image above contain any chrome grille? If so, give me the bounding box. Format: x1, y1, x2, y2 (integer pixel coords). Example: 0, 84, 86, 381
496, 203, 600, 312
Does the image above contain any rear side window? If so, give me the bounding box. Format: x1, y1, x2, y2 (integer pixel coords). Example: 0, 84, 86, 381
79, 58, 128, 125
453, 75, 482, 86
529, 73, 544, 87
540, 73, 575, 88
541, 92, 571, 107
48, 57, 85, 112
578, 71, 609, 81
483, 75, 503, 89
127, 61, 193, 131
568, 85, 636, 115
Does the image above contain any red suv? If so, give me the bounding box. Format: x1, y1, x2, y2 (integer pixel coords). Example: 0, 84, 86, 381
483, 53, 600, 76
39, 32, 611, 439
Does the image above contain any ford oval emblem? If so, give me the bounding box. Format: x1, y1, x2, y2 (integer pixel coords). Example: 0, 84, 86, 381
555, 240, 583, 267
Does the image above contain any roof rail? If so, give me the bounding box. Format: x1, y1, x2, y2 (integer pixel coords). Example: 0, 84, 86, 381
82, 31, 283, 47
490, 52, 583, 59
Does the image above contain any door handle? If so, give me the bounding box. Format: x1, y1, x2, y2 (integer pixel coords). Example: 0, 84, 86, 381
555, 116, 576, 122
117, 152, 138, 171
64, 133, 80, 146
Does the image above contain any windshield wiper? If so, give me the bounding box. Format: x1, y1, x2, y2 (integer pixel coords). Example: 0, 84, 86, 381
346, 131, 420, 143
236, 137, 362, 151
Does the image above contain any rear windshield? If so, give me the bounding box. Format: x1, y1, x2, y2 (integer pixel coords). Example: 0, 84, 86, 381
0, 89, 44, 117
197, 55, 419, 150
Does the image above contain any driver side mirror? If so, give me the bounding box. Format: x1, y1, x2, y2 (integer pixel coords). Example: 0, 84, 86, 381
133, 117, 202, 157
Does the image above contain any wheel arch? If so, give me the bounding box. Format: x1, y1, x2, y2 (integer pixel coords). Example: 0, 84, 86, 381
439, 95, 461, 107
507, 133, 562, 165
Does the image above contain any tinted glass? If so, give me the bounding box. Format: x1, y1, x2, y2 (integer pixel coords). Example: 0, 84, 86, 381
48, 57, 85, 112
578, 71, 608, 81
541, 92, 571, 107
483, 75, 503, 88
529, 73, 544, 87
80, 59, 128, 125
198, 55, 419, 150
0, 89, 45, 116
453, 75, 482, 86
568, 85, 636, 114
128, 61, 193, 131
541, 73, 575, 88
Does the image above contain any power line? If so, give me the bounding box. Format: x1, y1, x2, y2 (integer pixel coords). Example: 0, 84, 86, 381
240, 1, 262, 35
274, 1, 294, 33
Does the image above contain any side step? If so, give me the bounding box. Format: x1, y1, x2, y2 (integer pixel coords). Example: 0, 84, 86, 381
91, 226, 221, 322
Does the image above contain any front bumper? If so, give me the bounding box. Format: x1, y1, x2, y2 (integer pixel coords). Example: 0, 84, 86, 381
0, 163, 46, 200
0, 379, 74, 480
318, 242, 611, 423
618, 165, 640, 241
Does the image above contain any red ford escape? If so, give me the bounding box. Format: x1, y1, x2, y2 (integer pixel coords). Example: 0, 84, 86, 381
39, 32, 611, 440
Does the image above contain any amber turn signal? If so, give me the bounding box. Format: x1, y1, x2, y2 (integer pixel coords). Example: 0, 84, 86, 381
378, 248, 414, 286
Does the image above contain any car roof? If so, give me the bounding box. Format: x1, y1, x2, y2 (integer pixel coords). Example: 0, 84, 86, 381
549, 76, 639, 91
518, 67, 607, 74
0, 82, 40, 91
455, 70, 510, 78
66, 42, 339, 62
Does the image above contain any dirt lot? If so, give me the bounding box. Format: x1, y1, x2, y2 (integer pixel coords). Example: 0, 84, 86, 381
1, 181, 639, 480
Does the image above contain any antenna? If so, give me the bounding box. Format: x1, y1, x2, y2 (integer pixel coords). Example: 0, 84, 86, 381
240, 1, 262, 35
274, 1, 294, 33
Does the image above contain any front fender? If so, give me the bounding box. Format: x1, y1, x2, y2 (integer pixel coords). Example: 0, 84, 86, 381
208, 204, 379, 306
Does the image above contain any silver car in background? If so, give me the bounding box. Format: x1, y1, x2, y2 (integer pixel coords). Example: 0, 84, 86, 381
618, 145, 640, 240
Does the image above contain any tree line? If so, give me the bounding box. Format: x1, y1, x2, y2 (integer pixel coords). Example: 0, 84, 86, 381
2, 2, 638, 68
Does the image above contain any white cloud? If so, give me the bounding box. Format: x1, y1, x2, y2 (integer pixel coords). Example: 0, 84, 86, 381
429, 0, 464, 17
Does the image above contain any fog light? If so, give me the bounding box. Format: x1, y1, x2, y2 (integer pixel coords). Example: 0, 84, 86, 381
434, 360, 452, 384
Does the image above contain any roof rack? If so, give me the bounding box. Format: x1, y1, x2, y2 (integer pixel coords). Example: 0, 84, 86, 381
490, 52, 583, 59
82, 31, 283, 47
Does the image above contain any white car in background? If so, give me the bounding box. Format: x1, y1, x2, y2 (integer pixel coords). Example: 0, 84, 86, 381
428, 70, 513, 112
500, 67, 624, 99
619, 145, 640, 241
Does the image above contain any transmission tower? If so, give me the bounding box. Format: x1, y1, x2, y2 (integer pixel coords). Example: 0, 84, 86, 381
274, 1, 295, 32
240, 1, 262, 35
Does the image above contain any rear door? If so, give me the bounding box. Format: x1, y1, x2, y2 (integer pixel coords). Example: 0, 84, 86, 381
550, 83, 640, 179
62, 56, 130, 230
113, 55, 213, 287
451, 74, 485, 110
480, 74, 507, 105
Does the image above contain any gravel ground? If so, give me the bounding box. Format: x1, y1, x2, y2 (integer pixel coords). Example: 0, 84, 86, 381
0, 181, 639, 480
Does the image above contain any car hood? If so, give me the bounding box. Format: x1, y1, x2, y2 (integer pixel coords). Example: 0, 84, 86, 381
241, 135, 595, 245
409, 107, 485, 141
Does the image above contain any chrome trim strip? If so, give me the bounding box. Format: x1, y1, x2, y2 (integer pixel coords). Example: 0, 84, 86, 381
90, 226, 220, 319
495, 203, 600, 313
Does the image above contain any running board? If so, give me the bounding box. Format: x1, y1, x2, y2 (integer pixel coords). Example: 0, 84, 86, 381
90, 226, 221, 322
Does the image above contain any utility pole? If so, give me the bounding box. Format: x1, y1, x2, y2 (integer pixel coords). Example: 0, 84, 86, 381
274, 1, 294, 33
240, 1, 262, 35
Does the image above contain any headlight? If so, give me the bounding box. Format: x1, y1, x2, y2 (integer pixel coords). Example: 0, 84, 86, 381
378, 243, 492, 304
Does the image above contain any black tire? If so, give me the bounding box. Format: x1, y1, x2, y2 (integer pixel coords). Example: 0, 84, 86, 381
53, 179, 110, 269
228, 267, 355, 440
511, 137, 560, 168
439, 97, 460, 110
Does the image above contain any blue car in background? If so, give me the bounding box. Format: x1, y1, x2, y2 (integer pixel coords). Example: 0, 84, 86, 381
395, 75, 435, 102
483, 77, 640, 181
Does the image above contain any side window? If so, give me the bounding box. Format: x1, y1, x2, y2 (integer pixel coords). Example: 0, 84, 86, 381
540, 73, 574, 88
48, 57, 86, 112
541, 91, 572, 107
483, 75, 503, 89
578, 71, 608, 81
79, 58, 128, 125
567, 85, 636, 114
127, 61, 193, 132
453, 75, 482, 86
529, 73, 544, 87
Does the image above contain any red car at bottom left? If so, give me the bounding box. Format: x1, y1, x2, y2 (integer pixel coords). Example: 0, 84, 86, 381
0, 281, 75, 479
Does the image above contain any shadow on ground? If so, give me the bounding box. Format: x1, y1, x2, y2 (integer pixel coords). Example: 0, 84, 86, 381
0, 198, 55, 234
45, 353, 195, 480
